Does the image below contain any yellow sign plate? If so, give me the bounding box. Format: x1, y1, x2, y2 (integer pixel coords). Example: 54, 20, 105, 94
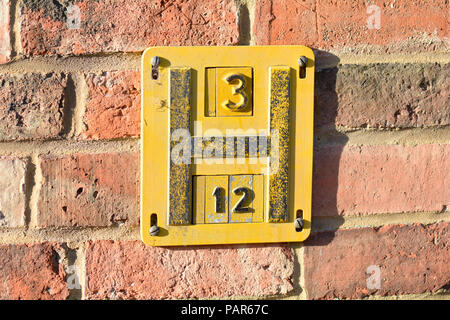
141, 46, 314, 246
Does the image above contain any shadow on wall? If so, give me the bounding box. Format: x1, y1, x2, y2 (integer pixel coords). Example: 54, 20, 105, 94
308, 50, 348, 245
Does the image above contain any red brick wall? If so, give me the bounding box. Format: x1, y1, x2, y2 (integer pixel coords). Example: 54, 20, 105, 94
0, 0, 448, 300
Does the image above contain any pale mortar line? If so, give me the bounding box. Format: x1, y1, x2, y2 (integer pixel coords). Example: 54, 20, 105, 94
53, 243, 81, 300
11, 0, 21, 56
298, 245, 307, 300
0, 53, 141, 74
285, 244, 307, 300
245, 0, 256, 45
0, 49, 448, 75
318, 126, 450, 146
312, 210, 450, 233
266, 289, 450, 300
72, 72, 89, 137
0, 225, 140, 245
28, 153, 41, 228
72, 243, 87, 300
256, 243, 307, 301
364, 290, 450, 300
0, 139, 139, 158
235, 0, 248, 45
194, 289, 450, 301
187, 286, 450, 301
0, 126, 448, 159
321, 51, 450, 68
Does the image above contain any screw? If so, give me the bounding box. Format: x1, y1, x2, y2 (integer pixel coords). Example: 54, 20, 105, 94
298, 56, 307, 67
149, 225, 160, 236
151, 56, 161, 67
294, 217, 304, 232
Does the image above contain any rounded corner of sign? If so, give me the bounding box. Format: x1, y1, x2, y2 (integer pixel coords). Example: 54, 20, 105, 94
296, 46, 315, 67
303, 46, 315, 56
140, 230, 152, 247
141, 46, 165, 61
299, 228, 311, 242
141, 47, 152, 61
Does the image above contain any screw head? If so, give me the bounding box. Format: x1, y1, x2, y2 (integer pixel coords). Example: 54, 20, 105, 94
151, 56, 161, 67
298, 56, 307, 67
294, 217, 304, 231
149, 225, 160, 236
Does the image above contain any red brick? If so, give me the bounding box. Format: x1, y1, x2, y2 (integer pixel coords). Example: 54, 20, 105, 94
0, 157, 27, 228
304, 222, 450, 299
313, 144, 450, 216
0, 0, 11, 64
85, 241, 294, 299
19, 0, 239, 57
0, 243, 70, 299
38, 152, 139, 227
316, 0, 448, 51
315, 63, 450, 129
254, 0, 448, 53
82, 71, 140, 140
0, 73, 67, 141
253, 0, 317, 47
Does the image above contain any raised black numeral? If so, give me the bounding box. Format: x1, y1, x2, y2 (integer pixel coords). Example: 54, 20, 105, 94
212, 186, 225, 213
232, 187, 251, 213
212, 186, 253, 214
223, 74, 247, 110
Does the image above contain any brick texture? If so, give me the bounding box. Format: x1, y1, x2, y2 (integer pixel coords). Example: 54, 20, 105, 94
0, 73, 67, 141
37, 152, 139, 227
0, 157, 27, 228
253, 0, 317, 48
304, 222, 450, 299
315, 63, 450, 129
0, 243, 70, 299
313, 144, 450, 217
315, 0, 448, 51
19, 0, 239, 57
85, 241, 294, 299
0, 0, 447, 302
82, 71, 140, 140
254, 0, 449, 53
0, 0, 10, 64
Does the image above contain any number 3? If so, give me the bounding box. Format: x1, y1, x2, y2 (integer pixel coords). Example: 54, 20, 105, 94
223, 74, 247, 110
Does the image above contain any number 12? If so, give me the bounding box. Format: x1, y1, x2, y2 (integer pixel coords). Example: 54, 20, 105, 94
212, 186, 252, 213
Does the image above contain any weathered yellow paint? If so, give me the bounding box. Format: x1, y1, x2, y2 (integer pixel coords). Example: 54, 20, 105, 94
205, 175, 228, 223
268, 66, 290, 222
252, 174, 264, 223
192, 161, 267, 176
229, 175, 253, 223
193, 176, 205, 224
195, 174, 264, 224
168, 68, 192, 225
216, 67, 253, 117
192, 135, 269, 160
141, 46, 314, 246
205, 68, 216, 117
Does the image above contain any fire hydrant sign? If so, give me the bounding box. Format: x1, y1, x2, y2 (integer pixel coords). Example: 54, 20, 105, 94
141, 46, 314, 246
